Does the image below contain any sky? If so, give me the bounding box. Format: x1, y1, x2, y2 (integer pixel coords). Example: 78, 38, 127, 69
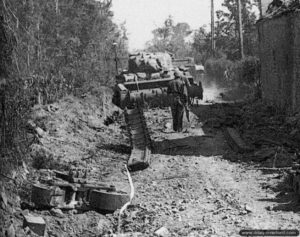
111, 0, 225, 51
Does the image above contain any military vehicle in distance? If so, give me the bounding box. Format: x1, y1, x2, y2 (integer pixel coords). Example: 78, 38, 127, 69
112, 52, 203, 109
112, 52, 204, 171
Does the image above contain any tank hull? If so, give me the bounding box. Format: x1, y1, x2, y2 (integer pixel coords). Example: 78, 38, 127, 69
113, 77, 203, 109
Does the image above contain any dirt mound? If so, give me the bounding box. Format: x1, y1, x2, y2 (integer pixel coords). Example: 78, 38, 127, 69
29, 89, 124, 167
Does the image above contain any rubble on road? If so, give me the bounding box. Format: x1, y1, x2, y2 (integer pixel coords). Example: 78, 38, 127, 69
154, 226, 171, 237
50, 208, 65, 218
199, 100, 300, 166
192, 98, 300, 201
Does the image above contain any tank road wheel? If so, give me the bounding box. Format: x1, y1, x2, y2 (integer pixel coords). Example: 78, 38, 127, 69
89, 190, 129, 213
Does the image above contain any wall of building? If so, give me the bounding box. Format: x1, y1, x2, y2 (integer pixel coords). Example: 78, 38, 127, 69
292, 15, 300, 111
257, 12, 300, 111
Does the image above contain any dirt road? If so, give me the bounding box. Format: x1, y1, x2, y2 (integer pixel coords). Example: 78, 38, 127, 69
3, 93, 300, 237
109, 105, 300, 236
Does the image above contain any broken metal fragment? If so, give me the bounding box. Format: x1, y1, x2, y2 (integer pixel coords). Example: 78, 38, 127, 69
31, 184, 65, 208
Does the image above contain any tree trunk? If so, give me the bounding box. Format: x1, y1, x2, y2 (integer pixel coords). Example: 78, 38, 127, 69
237, 0, 244, 59
56, 0, 60, 38
211, 0, 215, 54
1, 88, 6, 149
258, 0, 263, 19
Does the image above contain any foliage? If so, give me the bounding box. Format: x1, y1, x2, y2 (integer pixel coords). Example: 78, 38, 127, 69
191, 26, 211, 64
192, 0, 259, 61
204, 55, 260, 87
0, 0, 128, 153
146, 16, 193, 58
231, 56, 260, 85
216, 0, 259, 59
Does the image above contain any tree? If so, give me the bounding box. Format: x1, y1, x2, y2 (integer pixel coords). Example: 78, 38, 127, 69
192, 0, 259, 60
146, 16, 192, 58
0, 0, 128, 152
192, 26, 211, 64
215, 0, 258, 59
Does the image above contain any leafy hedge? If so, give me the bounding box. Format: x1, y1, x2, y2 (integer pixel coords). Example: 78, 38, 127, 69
232, 56, 260, 85
204, 56, 260, 86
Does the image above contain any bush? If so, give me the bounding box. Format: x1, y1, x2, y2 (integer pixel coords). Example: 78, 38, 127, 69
204, 56, 260, 85
231, 56, 260, 85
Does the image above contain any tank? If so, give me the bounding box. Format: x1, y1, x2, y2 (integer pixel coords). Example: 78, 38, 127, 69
112, 52, 203, 109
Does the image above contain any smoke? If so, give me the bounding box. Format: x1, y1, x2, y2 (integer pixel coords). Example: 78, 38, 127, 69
199, 75, 252, 103
197, 74, 227, 102
202, 81, 226, 102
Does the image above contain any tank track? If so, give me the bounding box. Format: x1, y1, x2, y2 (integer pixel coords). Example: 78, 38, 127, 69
124, 105, 152, 171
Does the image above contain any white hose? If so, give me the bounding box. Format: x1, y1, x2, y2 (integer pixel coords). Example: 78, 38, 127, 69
117, 165, 135, 235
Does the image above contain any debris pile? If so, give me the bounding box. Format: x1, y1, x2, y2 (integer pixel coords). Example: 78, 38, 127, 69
196, 100, 300, 168
30, 167, 129, 212
0, 91, 133, 236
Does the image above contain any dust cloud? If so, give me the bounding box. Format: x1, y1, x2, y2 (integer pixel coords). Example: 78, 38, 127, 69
198, 74, 228, 102
198, 74, 249, 103
202, 82, 226, 102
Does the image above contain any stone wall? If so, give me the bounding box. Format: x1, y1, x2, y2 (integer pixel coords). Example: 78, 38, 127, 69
257, 12, 300, 111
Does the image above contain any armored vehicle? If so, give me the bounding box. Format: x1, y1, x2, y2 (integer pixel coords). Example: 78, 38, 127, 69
112, 52, 203, 109
112, 52, 204, 171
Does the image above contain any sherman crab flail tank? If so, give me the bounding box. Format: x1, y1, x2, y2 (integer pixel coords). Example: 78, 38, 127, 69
112, 52, 203, 109
112, 52, 204, 172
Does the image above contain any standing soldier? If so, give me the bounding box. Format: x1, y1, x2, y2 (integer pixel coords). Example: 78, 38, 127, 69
179, 66, 191, 122
167, 69, 188, 132
179, 66, 191, 88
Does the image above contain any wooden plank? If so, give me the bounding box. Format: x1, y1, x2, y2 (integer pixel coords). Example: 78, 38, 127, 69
224, 127, 253, 153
